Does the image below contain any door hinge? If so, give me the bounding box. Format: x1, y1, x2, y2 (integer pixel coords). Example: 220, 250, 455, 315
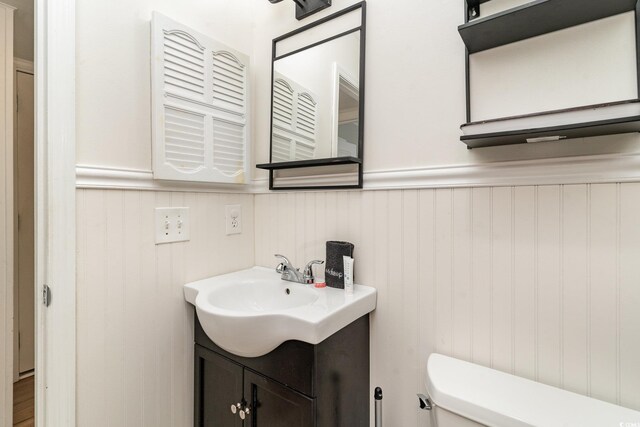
43, 284, 52, 307
18, 332, 21, 349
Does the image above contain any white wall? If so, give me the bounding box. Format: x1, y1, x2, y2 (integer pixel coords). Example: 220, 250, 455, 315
77, 0, 640, 176
249, 3, 640, 426
75, 0, 255, 171
76, 189, 255, 426
471, 12, 636, 121
251, 0, 640, 178
254, 184, 640, 426
74, 1, 257, 425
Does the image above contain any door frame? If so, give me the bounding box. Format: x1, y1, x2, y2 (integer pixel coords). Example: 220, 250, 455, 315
2, 0, 76, 424
33, 0, 77, 425
1, 3, 16, 426
13, 58, 34, 383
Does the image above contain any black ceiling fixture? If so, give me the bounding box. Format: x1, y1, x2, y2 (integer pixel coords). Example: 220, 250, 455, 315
268, 0, 332, 21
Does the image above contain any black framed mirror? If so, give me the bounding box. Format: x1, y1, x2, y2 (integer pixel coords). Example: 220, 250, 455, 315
256, 2, 366, 190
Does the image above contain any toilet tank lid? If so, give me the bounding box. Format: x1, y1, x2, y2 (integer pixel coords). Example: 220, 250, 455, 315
426, 353, 640, 427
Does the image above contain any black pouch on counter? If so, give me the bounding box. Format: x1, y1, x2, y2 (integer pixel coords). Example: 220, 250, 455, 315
325, 241, 354, 289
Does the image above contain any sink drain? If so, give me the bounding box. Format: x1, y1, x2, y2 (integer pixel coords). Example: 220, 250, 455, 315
285, 288, 291, 295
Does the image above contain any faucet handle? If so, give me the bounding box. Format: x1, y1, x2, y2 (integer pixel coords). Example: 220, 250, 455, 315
304, 259, 324, 270
303, 260, 324, 283
274, 254, 292, 266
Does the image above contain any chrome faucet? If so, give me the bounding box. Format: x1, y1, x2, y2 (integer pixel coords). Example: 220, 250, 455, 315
274, 254, 324, 285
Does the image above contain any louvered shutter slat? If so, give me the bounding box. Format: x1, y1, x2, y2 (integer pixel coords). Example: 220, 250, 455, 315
212, 119, 245, 176
162, 31, 206, 99
163, 107, 205, 171
212, 52, 246, 113
273, 79, 294, 130
272, 134, 293, 162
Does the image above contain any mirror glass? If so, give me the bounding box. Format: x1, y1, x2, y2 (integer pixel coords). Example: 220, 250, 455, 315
271, 31, 361, 163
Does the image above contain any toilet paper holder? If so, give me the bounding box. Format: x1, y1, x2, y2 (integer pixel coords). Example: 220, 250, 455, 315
417, 394, 433, 411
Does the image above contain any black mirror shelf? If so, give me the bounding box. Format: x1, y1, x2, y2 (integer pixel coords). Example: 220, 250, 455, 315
459, 0, 640, 148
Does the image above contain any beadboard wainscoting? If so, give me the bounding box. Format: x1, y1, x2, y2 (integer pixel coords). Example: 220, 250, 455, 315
254, 184, 640, 427
76, 189, 254, 426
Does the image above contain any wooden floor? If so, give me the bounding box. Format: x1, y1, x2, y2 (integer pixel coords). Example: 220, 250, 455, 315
13, 376, 34, 426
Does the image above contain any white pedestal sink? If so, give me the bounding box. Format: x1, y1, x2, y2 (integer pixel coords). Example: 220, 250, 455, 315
184, 266, 377, 357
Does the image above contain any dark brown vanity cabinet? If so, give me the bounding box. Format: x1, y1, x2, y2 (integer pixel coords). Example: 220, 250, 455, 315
195, 346, 244, 427
243, 370, 315, 427
195, 345, 314, 427
194, 314, 370, 427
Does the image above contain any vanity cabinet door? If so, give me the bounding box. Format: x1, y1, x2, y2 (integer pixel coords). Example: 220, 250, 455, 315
244, 370, 315, 427
195, 345, 244, 427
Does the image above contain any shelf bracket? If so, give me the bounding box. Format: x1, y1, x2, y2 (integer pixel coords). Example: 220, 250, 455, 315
466, 0, 489, 21
467, 3, 479, 20
295, 0, 332, 21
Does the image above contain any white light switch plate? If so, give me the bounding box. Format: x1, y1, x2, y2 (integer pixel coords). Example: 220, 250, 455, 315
225, 204, 242, 235
155, 207, 190, 244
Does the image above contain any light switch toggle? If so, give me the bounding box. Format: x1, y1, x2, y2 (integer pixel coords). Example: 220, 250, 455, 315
155, 207, 190, 244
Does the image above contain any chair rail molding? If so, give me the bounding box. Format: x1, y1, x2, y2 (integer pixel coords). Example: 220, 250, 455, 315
78, 152, 640, 193
362, 152, 640, 190
229, 152, 640, 193
75, 165, 259, 193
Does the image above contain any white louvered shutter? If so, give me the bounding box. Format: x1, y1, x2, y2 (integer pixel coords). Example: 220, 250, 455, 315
273, 79, 294, 130
295, 93, 317, 139
293, 92, 317, 160
271, 73, 318, 162
152, 12, 250, 183
272, 78, 295, 162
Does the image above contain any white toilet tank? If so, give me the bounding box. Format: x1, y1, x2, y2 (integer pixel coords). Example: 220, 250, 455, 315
425, 353, 640, 427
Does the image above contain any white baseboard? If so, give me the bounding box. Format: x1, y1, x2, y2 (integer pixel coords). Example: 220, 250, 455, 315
77, 152, 640, 193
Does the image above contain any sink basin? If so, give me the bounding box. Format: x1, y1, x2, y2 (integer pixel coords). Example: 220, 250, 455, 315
184, 266, 377, 357
207, 280, 319, 312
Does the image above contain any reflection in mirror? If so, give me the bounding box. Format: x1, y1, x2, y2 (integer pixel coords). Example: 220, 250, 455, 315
333, 63, 359, 157
271, 31, 360, 163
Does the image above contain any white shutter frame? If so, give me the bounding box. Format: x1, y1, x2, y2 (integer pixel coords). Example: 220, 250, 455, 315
152, 12, 250, 183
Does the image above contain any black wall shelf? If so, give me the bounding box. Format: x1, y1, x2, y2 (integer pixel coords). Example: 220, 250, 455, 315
256, 156, 362, 171
460, 0, 637, 54
460, 0, 640, 148
461, 116, 640, 148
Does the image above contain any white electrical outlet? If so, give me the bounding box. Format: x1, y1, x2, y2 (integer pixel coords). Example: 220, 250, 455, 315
225, 204, 242, 235
155, 207, 190, 244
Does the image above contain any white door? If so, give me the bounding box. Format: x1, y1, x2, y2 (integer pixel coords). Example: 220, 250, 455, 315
15, 70, 35, 375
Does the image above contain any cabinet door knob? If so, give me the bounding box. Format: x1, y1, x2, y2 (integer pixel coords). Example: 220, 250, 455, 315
239, 405, 251, 420
231, 402, 241, 415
